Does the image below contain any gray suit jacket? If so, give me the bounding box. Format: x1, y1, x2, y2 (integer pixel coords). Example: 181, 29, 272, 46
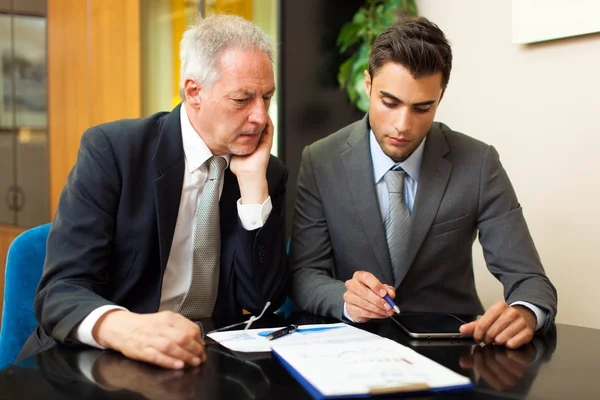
289, 116, 557, 333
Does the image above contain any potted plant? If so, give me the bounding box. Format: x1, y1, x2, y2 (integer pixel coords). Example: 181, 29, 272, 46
337, 0, 418, 112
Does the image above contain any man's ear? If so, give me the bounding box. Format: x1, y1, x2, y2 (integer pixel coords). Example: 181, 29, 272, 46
364, 70, 372, 99
183, 79, 202, 108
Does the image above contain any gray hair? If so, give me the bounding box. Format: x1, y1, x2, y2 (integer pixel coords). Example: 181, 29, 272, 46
179, 14, 274, 100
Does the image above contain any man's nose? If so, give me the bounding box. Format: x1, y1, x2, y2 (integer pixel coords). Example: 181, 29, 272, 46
395, 107, 412, 133
248, 98, 268, 126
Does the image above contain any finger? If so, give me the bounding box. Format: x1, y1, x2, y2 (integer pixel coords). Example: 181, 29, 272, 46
506, 327, 534, 349
162, 314, 206, 357
459, 321, 476, 335
473, 349, 509, 391
345, 280, 392, 313
153, 334, 203, 367
505, 344, 536, 366
344, 291, 391, 318
135, 346, 186, 370
493, 318, 528, 346
162, 327, 206, 365
480, 348, 519, 389
494, 350, 527, 377
345, 302, 389, 322
383, 284, 396, 299
260, 116, 274, 143
484, 307, 521, 344
352, 271, 387, 298
473, 302, 508, 342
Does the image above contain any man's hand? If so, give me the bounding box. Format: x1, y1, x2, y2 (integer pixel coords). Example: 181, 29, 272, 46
343, 271, 396, 322
460, 301, 537, 349
93, 310, 207, 370
230, 116, 274, 205
459, 342, 536, 391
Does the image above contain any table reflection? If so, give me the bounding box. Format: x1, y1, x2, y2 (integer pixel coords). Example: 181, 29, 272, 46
37, 341, 271, 400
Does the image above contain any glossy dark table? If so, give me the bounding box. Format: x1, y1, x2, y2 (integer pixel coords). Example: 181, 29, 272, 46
1, 312, 598, 399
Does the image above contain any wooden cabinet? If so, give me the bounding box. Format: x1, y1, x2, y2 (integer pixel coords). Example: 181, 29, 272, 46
0, 0, 140, 324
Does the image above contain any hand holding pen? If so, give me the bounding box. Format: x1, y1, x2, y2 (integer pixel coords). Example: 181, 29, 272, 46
343, 271, 400, 323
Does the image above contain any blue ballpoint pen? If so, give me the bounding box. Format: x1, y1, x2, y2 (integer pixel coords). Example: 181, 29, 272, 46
384, 294, 401, 314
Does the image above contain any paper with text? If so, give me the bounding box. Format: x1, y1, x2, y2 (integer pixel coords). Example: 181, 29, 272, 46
271, 325, 472, 398
207, 322, 352, 352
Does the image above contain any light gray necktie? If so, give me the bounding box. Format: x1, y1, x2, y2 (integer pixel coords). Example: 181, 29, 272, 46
384, 167, 411, 285
177, 156, 227, 320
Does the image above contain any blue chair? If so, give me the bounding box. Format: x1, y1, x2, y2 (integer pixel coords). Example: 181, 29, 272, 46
0, 223, 51, 370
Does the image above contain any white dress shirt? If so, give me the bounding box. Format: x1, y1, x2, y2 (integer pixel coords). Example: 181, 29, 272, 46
74, 105, 272, 348
344, 131, 546, 331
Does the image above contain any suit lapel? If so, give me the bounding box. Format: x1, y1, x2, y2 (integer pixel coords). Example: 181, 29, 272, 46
341, 116, 394, 284
396, 123, 452, 286
153, 104, 185, 275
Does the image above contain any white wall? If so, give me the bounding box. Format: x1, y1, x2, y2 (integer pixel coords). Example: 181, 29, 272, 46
417, 0, 600, 329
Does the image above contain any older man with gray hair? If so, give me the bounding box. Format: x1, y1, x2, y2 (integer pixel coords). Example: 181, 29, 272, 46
19, 15, 288, 369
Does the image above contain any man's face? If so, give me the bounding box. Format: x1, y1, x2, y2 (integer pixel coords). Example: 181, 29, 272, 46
186, 47, 275, 156
365, 62, 444, 163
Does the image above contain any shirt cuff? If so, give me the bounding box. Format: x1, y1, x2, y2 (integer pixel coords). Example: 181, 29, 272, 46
343, 302, 358, 323
237, 196, 272, 231
74, 305, 128, 349
511, 301, 546, 331
77, 350, 104, 385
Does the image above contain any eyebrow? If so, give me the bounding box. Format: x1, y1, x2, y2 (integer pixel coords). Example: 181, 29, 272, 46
379, 90, 437, 107
232, 87, 276, 97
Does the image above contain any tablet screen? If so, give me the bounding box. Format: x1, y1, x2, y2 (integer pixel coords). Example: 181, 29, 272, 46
392, 314, 465, 334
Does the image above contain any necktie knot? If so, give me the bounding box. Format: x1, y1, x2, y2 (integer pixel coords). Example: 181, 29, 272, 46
384, 168, 406, 194
207, 156, 227, 181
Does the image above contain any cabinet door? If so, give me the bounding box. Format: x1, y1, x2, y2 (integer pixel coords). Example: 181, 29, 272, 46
0, 133, 15, 226
16, 130, 49, 227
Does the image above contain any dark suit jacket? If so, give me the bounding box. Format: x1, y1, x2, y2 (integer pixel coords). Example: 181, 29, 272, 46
20, 104, 289, 359
290, 116, 557, 332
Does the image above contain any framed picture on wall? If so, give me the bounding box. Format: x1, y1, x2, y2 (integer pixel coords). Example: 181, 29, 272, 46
513, 0, 600, 44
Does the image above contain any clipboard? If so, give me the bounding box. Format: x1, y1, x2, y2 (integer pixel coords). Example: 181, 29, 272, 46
270, 325, 473, 399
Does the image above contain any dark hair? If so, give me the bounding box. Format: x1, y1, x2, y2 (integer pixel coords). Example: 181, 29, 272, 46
368, 16, 452, 88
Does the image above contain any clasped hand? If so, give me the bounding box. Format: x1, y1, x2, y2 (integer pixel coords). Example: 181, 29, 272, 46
93, 310, 207, 370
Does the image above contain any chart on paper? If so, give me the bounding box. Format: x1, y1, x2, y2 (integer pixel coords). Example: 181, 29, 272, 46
271, 327, 472, 397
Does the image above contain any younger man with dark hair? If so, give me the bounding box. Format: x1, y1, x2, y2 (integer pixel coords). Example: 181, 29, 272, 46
290, 17, 557, 349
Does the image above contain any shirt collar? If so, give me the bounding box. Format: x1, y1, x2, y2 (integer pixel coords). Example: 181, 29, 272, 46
180, 104, 231, 173
369, 129, 426, 184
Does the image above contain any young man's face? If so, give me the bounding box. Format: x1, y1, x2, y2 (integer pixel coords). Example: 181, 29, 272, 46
187, 47, 275, 156
365, 62, 444, 163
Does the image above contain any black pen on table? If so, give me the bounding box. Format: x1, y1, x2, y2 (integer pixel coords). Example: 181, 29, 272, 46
266, 324, 298, 340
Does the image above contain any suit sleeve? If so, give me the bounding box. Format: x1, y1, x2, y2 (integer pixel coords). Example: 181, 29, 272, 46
289, 146, 346, 319
35, 127, 121, 343
231, 161, 290, 314
477, 145, 558, 333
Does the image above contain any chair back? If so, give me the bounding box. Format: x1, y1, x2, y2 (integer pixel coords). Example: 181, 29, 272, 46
0, 223, 51, 369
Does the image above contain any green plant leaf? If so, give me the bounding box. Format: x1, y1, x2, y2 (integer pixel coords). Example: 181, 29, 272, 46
336, 0, 419, 112
337, 22, 362, 53
352, 8, 368, 24
337, 53, 357, 88
353, 74, 369, 112
407, 0, 418, 16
